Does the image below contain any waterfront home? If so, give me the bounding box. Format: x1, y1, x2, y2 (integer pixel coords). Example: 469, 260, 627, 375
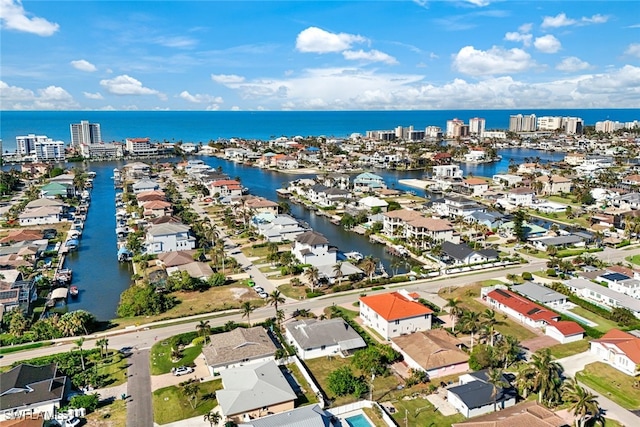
21, 162, 50, 178
465, 211, 504, 230
441, 242, 498, 266
136, 190, 166, 203
357, 195, 388, 212
216, 361, 297, 423
210, 179, 243, 197
123, 162, 151, 179
256, 214, 308, 242
18, 206, 63, 226
244, 197, 279, 215
382, 209, 457, 247
284, 318, 366, 360
462, 178, 489, 196
0, 363, 69, 420
564, 278, 640, 318
534, 174, 572, 195
611, 192, 640, 211
565, 152, 587, 165
132, 178, 160, 194
463, 149, 488, 163
144, 222, 196, 254
589, 329, 640, 376
142, 200, 173, 217
39, 182, 74, 199
167, 261, 214, 280
275, 155, 299, 170
0, 230, 44, 245
317, 173, 350, 190
353, 172, 386, 192
447, 370, 517, 418
492, 174, 523, 189
432, 164, 463, 179
125, 137, 158, 157
157, 250, 198, 267
202, 327, 278, 375
307, 185, 351, 208
430, 196, 485, 218
496, 187, 536, 209
359, 289, 433, 340
292, 231, 337, 266
0, 278, 36, 314
391, 329, 469, 379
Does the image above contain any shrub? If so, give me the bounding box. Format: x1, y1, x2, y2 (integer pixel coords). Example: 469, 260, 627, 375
546, 269, 558, 277
69, 393, 100, 412
521, 272, 533, 280
191, 336, 205, 346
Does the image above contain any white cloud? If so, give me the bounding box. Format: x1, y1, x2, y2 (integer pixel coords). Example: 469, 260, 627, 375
556, 57, 591, 72
178, 90, 223, 104
504, 31, 532, 46
342, 49, 397, 64
99, 75, 162, 97
153, 36, 197, 49
211, 74, 245, 85
0, 80, 78, 109
452, 46, 535, 76
70, 59, 97, 72
465, 0, 491, 6
542, 12, 609, 28
518, 23, 533, 33
625, 43, 640, 58
534, 35, 561, 53
295, 27, 367, 54
83, 91, 104, 100
0, 0, 59, 36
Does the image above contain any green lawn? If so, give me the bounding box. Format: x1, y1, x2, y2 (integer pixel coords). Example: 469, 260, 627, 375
568, 306, 618, 333
390, 397, 466, 427
547, 339, 589, 359
576, 362, 640, 410
625, 255, 640, 266
150, 342, 203, 375
278, 283, 309, 300
286, 363, 319, 406
96, 351, 129, 387
85, 398, 127, 427
152, 379, 223, 425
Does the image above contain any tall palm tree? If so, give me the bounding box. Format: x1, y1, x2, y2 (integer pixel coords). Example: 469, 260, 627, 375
495, 335, 521, 369
486, 368, 508, 413
444, 298, 463, 331
196, 320, 211, 344
75, 337, 86, 371
267, 290, 285, 325
523, 348, 563, 405
332, 262, 344, 285
361, 256, 377, 282
562, 378, 603, 427
203, 410, 221, 427
460, 311, 482, 350
241, 301, 255, 326
303, 266, 320, 292
481, 309, 505, 347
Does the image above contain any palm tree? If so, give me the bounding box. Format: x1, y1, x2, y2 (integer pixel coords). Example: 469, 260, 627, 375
332, 262, 344, 285
196, 320, 211, 344
523, 348, 563, 405
361, 256, 377, 282
268, 290, 285, 325
241, 301, 255, 326
303, 266, 320, 292
203, 410, 221, 427
444, 298, 463, 331
486, 368, 508, 413
460, 310, 482, 350
562, 378, 603, 427
481, 309, 505, 347
75, 337, 86, 371
495, 335, 521, 369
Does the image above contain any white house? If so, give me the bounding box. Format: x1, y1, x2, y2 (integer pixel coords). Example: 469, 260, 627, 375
145, 222, 196, 254
496, 187, 536, 209
292, 231, 337, 266
432, 164, 463, 178
18, 206, 63, 226
462, 178, 489, 196
358, 196, 389, 212
132, 178, 160, 194
564, 278, 640, 319
359, 289, 433, 340
535, 175, 572, 195
284, 318, 366, 360
492, 174, 523, 188
353, 172, 386, 192
545, 321, 585, 344
255, 214, 308, 242
201, 327, 277, 375
447, 370, 517, 418
590, 329, 640, 376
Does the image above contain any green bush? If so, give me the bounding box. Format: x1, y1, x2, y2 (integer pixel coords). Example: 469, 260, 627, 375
70, 393, 100, 412
306, 291, 324, 298
191, 336, 205, 346
521, 272, 533, 280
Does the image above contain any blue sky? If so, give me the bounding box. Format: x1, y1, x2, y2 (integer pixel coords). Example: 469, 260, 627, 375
1, 0, 639, 111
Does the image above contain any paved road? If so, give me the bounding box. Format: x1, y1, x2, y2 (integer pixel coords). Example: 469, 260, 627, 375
127, 349, 153, 427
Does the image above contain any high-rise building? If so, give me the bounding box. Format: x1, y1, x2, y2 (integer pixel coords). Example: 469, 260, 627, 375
16, 134, 49, 155
468, 117, 486, 136
563, 117, 583, 135
70, 120, 102, 157
33, 138, 65, 161
446, 118, 467, 138
537, 116, 563, 131
509, 114, 536, 132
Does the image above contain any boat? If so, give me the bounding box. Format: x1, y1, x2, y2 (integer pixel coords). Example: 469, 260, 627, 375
54, 268, 72, 284
344, 251, 364, 262
69, 286, 79, 297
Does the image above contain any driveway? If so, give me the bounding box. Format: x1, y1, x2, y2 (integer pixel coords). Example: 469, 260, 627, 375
127, 349, 153, 427
150, 354, 211, 391
558, 351, 600, 377
521, 336, 558, 353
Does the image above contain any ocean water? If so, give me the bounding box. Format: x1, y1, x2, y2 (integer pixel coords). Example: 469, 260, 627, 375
1, 109, 639, 151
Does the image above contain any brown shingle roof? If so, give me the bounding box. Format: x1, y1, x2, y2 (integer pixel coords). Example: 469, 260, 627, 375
392, 329, 469, 371
201, 327, 277, 368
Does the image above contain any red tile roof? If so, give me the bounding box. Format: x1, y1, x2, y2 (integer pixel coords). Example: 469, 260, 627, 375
593, 329, 640, 364
548, 320, 584, 336
486, 289, 559, 323
360, 292, 433, 321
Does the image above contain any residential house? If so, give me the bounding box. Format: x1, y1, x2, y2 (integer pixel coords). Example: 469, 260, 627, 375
499, 221, 547, 240
447, 370, 517, 418
142, 200, 172, 217
529, 235, 586, 252
465, 211, 504, 230
136, 190, 166, 203
404, 217, 456, 250
125, 137, 157, 156
511, 282, 567, 308
244, 197, 279, 215
237, 404, 333, 427
535, 201, 570, 214
0, 278, 37, 314
565, 152, 587, 166
391, 329, 469, 379
564, 278, 640, 319
353, 172, 386, 192
18, 206, 63, 226
357, 196, 388, 212
0, 230, 44, 245
39, 182, 74, 199
462, 178, 489, 196
307, 185, 350, 208
317, 173, 350, 190
275, 155, 298, 170
451, 401, 569, 427
431, 196, 485, 218
201, 327, 278, 375
0, 364, 69, 419
612, 192, 640, 211
284, 318, 366, 360
496, 187, 536, 209
255, 215, 308, 243
216, 361, 297, 423
144, 222, 196, 254
210, 179, 243, 197
432, 164, 463, 179
359, 289, 433, 340
132, 178, 160, 194
382, 209, 423, 238
292, 231, 336, 266
441, 242, 498, 266
590, 329, 640, 376
492, 174, 523, 189
545, 321, 586, 344
157, 250, 198, 268
167, 262, 214, 280
123, 162, 150, 179
534, 175, 572, 195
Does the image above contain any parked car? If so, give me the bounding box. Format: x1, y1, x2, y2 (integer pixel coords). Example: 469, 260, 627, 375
254, 286, 264, 293
65, 418, 82, 427
258, 292, 269, 299
173, 366, 194, 376
247, 280, 256, 287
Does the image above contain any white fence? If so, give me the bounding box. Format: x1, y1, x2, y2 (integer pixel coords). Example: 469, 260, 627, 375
328, 400, 398, 426
288, 355, 326, 409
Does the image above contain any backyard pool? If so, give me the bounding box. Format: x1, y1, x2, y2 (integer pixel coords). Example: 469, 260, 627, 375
345, 414, 374, 427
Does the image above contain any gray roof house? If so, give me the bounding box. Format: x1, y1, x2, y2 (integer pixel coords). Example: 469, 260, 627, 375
238, 404, 333, 427
511, 282, 568, 308
132, 178, 160, 194
441, 241, 498, 266
284, 318, 366, 360
201, 326, 278, 375
0, 363, 69, 418
447, 370, 517, 418
217, 360, 297, 423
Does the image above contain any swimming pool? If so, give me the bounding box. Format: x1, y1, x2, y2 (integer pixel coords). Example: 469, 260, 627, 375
345, 414, 374, 427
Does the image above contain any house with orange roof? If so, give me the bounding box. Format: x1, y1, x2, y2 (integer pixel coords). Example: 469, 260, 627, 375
142, 200, 173, 217
590, 329, 640, 376
462, 177, 489, 196
210, 179, 243, 197
359, 289, 433, 340
0, 230, 44, 245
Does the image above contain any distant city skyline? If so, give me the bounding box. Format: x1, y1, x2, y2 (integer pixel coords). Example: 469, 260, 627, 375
1, 0, 639, 111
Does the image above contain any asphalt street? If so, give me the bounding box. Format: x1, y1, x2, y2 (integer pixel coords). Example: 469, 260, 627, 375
126, 349, 153, 427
